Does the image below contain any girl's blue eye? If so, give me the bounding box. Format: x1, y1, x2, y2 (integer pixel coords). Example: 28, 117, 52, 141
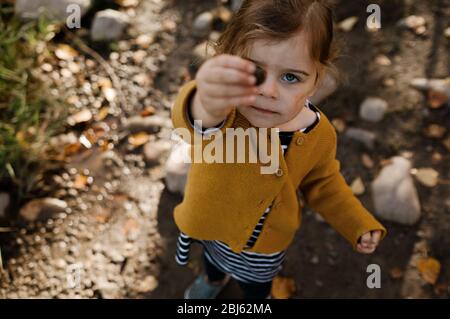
282, 73, 301, 83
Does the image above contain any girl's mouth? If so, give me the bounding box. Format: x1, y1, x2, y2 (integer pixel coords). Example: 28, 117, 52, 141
250, 105, 276, 114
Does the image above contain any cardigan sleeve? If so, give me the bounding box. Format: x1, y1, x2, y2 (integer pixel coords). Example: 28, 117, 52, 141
170, 80, 237, 144
299, 132, 387, 251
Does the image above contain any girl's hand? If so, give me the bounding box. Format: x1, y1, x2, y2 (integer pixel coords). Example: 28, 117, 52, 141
356, 230, 382, 254
195, 54, 258, 119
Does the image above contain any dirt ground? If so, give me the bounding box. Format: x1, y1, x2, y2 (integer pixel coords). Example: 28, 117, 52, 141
149, 0, 450, 299
1, 0, 449, 299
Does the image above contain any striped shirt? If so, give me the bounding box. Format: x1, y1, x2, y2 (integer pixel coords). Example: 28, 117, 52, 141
175, 101, 321, 283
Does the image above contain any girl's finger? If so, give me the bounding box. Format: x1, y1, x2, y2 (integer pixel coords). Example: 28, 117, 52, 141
204, 67, 256, 86
202, 82, 258, 98
360, 232, 372, 245
214, 54, 256, 74
371, 230, 382, 244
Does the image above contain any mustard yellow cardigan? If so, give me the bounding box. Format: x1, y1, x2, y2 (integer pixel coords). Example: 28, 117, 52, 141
171, 80, 387, 254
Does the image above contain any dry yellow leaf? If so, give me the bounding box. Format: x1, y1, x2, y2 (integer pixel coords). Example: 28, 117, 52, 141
351, 177, 365, 195
428, 89, 448, 109
361, 153, 374, 169
64, 142, 82, 156
424, 124, 446, 139
271, 276, 296, 299
55, 44, 78, 60
67, 109, 92, 126
74, 174, 88, 189
140, 106, 156, 117
338, 16, 359, 32
331, 118, 346, 133
95, 107, 110, 121
410, 167, 439, 187
417, 257, 441, 285
128, 132, 150, 147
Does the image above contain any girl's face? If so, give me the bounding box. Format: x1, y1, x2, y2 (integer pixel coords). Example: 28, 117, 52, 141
237, 30, 320, 128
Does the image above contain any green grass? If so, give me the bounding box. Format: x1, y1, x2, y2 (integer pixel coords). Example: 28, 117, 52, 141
0, 8, 68, 203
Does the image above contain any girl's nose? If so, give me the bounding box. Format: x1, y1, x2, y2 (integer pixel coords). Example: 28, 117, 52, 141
258, 74, 278, 99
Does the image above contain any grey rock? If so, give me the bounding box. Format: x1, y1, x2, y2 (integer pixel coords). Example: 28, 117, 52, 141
19, 198, 68, 222
344, 127, 376, 149
164, 141, 191, 195
371, 156, 421, 225
15, 0, 91, 22
192, 11, 214, 37
91, 9, 129, 42
359, 97, 388, 122
143, 139, 172, 165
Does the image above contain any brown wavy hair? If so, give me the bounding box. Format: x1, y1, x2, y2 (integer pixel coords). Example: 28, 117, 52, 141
211, 0, 339, 85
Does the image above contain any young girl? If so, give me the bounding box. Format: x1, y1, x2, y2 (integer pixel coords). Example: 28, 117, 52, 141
171, 0, 387, 299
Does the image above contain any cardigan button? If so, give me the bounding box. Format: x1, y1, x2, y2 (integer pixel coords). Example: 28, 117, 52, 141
296, 136, 304, 145
275, 168, 284, 177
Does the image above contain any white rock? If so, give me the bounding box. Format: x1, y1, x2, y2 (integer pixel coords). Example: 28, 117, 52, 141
164, 141, 191, 195
0, 193, 10, 219
19, 198, 68, 222
15, 0, 92, 22
371, 156, 421, 225
143, 139, 172, 165
410, 77, 450, 95
344, 127, 376, 149
91, 9, 130, 41
359, 97, 388, 122
192, 11, 214, 37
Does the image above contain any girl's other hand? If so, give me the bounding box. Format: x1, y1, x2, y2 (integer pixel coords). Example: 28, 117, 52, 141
356, 230, 382, 254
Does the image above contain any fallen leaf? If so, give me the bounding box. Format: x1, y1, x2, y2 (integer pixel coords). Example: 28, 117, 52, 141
55, 44, 78, 60
74, 174, 88, 189
428, 89, 448, 109
351, 177, 365, 195
115, 0, 139, 7
271, 276, 296, 299
410, 167, 439, 187
361, 153, 374, 169
98, 77, 112, 89
331, 118, 346, 133
137, 276, 158, 293
64, 142, 82, 156
140, 106, 156, 117
67, 109, 92, 126
417, 257, 441, 285
443, 137, 450, 151
375, 54, 392, 66
338, 16, 359, 32
102, 87, 117, 103
162, 19, 177, 32
135, 34, 154, 48
424, 124, 446, 139
123, 218, 139, 236
390, 267, 404, 279
128, 132, 150, 147
95, 107, 110, 121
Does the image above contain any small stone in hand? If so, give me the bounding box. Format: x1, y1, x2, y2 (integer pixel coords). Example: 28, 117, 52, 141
254, 65, 266, 86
